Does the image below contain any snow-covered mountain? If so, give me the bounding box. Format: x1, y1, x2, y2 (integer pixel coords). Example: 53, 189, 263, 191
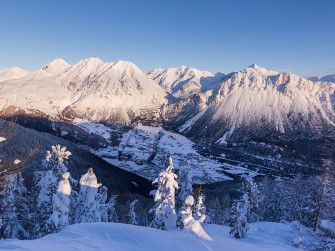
308, 74, 335, 84
177, 64, 335, 143
0, 67, 29, 82
146, 66, 225, 99
2, 59, 335, 176
0, 58, 167, 124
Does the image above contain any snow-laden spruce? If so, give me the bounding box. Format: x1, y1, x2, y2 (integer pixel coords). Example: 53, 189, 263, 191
50, 172, 71, 231
127, 199, 138, 225
0, 173, 30, 239
230, 177, 259, 239
34, 144, 73, 237
194, 188, 206, 223
150, 156, 178, 230
178, 159, 193, 204
313, 158, 335, 232
180, 195, 212, 240
76, 167, 103, 223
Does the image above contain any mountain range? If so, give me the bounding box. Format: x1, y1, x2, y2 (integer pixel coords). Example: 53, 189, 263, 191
1, 58, 335, 178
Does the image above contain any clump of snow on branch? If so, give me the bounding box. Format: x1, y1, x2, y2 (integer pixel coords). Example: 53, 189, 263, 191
76, 168, 103, 223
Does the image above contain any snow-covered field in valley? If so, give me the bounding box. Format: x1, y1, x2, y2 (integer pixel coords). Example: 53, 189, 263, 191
0, 222, 300, 251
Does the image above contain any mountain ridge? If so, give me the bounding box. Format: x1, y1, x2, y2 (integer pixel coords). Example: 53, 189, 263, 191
1, 58, 335, 176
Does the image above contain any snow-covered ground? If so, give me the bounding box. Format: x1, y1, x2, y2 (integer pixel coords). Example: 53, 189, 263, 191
0, 222, 301, 251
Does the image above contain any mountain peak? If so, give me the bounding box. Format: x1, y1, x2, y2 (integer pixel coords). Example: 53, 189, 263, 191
247, 64, 260, 69
77, 57, 104, 66
42, 58, 71, 74
243, 64, 278, 76
178, 65, 188, 70
0, 67, 30, 82
114, 60, 136, 67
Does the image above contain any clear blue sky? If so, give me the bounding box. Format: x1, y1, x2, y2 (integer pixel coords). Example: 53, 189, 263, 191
0, 0, 334, 76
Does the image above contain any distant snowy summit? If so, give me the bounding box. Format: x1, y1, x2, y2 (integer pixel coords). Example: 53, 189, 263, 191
307, 74, 335, 84
146, 65, 225, 99
0, 67, 30, 82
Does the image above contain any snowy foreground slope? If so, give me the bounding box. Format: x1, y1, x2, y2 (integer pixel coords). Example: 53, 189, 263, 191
0, 222, 299, 251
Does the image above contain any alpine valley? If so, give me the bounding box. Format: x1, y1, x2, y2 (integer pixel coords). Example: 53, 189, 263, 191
1, 58, 335, 183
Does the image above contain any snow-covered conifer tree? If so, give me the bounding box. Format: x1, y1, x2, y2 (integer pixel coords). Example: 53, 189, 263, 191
194, 187, 206, 223
313, 158, 335, 231
150, 156, 178, 230
107, 195, 118, 223
34, 145, 72, 237
258, 176, 284, 222
230, 177, 258, 239
0, 173, 30, 239
34, 170, 58, 236
98, 186, 109, 222
245, 177, 260, 222
49, 172, 71, 231
178, 159, 193, 203
180, 195, 212, 240
229, 193, 249, 239
76, 167, 103, 223
128, 199, 138, 225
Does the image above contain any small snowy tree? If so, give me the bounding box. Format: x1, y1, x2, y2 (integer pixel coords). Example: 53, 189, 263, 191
229, 177, 258, 239
127, 199, 138, 225
313, 158, 335, 231
194, 186, 206, 223
0, 173, 30, 239
229, 194, 249, 239
98, 186, 109, 222
76, 168, 103, 223
150, 156, 178, 230
245, 177, 260, 222
178, 159, 193, 203
180, 195, 212, 240
49, 172, 71, 231
107, 195, 118, 223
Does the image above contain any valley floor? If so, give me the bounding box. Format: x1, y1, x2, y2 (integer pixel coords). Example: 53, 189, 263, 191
0, 222, 300, 251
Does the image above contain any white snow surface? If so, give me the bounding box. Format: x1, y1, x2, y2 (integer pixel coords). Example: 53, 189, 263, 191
0, 222, 300, 251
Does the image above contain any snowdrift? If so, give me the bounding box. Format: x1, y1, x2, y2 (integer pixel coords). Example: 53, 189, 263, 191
0, 222, 298, 251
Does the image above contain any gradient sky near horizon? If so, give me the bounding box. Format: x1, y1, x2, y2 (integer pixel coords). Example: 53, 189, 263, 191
0, 0, 334, 76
